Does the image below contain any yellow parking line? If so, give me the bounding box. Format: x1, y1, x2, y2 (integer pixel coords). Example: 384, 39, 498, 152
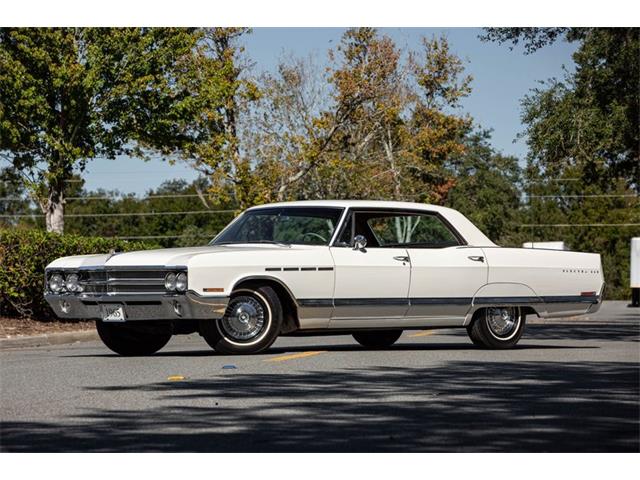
266, 351, 326, 362
408, 330, 436, 338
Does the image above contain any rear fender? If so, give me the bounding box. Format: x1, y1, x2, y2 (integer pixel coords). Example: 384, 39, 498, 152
464, 282, 546, 325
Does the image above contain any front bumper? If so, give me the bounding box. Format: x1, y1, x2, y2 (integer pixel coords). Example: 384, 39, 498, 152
44, 291, 229, 321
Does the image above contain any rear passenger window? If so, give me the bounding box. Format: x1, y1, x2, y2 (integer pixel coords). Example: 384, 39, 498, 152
367, 214, 460, 248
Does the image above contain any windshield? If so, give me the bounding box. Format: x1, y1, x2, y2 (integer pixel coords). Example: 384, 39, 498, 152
211, 207, 344, 246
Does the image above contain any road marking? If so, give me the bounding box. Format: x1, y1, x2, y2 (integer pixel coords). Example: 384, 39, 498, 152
167, 375, 186, 381
266, 351, 326, 362
408, 330, 436, 338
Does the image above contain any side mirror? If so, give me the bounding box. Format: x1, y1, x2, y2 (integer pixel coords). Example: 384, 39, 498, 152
352, 235, 367, 251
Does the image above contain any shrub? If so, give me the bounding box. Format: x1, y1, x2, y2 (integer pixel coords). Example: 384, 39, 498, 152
0, 228, 156, 320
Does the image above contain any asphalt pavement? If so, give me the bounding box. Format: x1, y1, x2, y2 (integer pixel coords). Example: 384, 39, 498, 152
1, 302, 638, 452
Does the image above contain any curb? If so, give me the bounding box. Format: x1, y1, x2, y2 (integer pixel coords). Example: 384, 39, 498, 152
0, 330, 99, 350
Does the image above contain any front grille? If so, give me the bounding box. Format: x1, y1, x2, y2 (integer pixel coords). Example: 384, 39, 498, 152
80, 268, 169, 295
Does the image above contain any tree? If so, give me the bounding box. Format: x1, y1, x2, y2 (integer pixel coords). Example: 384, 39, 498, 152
182, 28, 260, 210
444, 131, 523, 244
239, 28, 473, 204
483, 27, 640, 299
0, 28, 229, 233
482, 28, 639, 190
0, 168, 32, 228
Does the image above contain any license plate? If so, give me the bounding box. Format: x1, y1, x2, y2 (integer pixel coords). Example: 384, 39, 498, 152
101, 304, 126, 322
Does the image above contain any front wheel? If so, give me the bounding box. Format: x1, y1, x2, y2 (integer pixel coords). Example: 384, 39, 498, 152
199, 286, 283, 355
467, 307, 525, 349
96, 320, 172, 356
353, 330, 403, 349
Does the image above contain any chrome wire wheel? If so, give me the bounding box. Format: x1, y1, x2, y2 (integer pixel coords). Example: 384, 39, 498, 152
486, 307, 521, 340
219, 295, 268, 343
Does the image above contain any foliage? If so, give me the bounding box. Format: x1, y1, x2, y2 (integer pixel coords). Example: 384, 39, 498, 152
0, 228, 155, 319
0, 27, 239, 232
0, 168, 30, 226
62, 178, 237, 248
181, 28, 260, 210
480, 28, 576, 54
444, 132, 523, 244
483, 27, 640, 300
232, 28, 473, 204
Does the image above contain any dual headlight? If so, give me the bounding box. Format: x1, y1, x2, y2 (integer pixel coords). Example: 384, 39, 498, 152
48, 272, 83, 293
165, 272, 188, 293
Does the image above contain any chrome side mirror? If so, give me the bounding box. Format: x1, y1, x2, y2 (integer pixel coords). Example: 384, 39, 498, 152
352, 235, 367, 251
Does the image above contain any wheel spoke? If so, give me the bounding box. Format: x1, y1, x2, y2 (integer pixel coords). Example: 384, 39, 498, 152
486, 307, 519, 338
220, 296, 266, 342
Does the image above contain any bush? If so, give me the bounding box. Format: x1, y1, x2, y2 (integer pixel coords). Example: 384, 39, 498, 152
0, 228, 156, 320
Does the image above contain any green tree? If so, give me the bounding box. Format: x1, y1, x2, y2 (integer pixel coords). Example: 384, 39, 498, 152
0, 28, 230, 233
0, 168, 33, 228
63, 178, 237, 248
483, 28, 639, 189
183, 28, 260, 210
444, 131, 523, 244
483, 27, 640, 299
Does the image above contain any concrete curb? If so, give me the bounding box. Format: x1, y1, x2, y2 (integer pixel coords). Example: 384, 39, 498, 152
0, 330, 99, 350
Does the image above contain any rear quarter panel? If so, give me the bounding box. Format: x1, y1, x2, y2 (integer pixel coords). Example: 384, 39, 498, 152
481, 247, 604, 318
482, 247, 603, 297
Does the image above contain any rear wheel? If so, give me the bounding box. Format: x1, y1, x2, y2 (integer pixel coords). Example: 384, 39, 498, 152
199, 286, 283, 355
353, 330, 403, 349
96, 320, 172, 356
467, 307, 525, 349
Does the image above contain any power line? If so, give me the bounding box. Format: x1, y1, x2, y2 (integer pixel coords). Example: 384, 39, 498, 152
519, 223, 640, 227
104, 234, 217, 240
0, 209, 235, 218
0, 193, 210, 201
527, 194, 638, 199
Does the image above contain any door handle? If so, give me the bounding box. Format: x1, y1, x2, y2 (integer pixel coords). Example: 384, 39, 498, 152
393, 256, 410, 263
468, 255, 484, 263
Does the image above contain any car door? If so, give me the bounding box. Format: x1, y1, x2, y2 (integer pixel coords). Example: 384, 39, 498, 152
402, 212, 488, 325
328, 209, 411, 326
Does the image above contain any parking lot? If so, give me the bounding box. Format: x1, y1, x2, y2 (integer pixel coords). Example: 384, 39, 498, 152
1, 302, 638, 452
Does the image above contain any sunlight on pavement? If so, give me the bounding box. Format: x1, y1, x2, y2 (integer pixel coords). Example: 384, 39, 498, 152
265, 351, 327, 362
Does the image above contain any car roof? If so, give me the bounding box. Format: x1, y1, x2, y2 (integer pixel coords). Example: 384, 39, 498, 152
247, 200, 497, 247
247, 199, 455, 214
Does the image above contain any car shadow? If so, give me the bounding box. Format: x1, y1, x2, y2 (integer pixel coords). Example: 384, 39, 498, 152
1, 359, 638, 452
63, 341, 596, 359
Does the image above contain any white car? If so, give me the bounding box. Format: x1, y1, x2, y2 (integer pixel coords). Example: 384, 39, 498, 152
44, 200, 605, 355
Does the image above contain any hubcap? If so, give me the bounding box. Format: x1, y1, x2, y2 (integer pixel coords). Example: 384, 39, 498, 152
486, 307, 519, 338
220, 296, 266, 342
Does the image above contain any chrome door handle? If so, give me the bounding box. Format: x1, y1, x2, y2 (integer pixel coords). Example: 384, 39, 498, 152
468, 255, 484, 263
393, 256, 410, 262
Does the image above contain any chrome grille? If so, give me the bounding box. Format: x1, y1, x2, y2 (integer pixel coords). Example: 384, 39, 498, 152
80, 269, 168, 295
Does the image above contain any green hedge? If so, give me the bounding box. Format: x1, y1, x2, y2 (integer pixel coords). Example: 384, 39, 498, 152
0, 228, 155, 320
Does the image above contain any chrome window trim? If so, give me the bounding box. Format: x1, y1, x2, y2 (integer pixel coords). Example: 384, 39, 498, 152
329, 207, 468, 248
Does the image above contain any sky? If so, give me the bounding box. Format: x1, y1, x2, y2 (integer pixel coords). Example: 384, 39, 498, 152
79, 28, 578, 196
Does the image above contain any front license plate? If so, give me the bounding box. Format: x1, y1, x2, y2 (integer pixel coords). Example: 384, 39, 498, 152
101, 304, 126, 322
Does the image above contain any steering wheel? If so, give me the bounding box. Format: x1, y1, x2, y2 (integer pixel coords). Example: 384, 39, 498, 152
301, 232, 327, 243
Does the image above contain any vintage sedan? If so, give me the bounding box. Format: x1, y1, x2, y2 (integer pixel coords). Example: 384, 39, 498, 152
44, 200, 605, 355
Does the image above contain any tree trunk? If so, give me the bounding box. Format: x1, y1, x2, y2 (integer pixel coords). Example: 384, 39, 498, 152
45, 188, 65, 234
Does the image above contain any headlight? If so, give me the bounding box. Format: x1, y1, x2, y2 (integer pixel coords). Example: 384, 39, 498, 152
165, 272, 177, 291
65, 273, 83, 293
49, 273, 65, 293
175, 272, 188, 292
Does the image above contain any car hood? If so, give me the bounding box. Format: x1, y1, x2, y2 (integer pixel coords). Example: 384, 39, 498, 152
46, 244, 299, 270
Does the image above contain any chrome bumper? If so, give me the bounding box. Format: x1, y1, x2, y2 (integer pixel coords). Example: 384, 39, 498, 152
44, 291, 229, 321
